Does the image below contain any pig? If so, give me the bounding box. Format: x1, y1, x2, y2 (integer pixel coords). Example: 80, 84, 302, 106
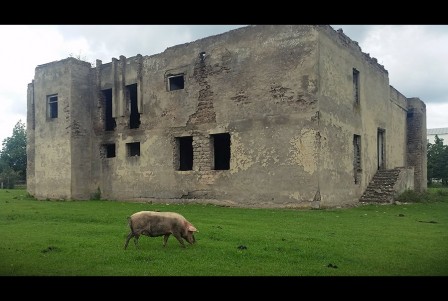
124, 211, 198, 249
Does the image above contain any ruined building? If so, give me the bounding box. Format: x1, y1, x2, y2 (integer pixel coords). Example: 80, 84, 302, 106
26, 25, 427, 208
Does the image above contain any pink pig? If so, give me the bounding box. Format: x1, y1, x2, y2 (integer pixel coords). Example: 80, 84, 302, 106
124, 211, 198, 249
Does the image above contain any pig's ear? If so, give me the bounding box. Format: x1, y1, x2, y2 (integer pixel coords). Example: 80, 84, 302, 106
188, 224, 198, 232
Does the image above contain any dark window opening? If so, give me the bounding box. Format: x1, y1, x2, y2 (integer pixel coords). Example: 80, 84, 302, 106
377, 129, 385, 170
47, 95, 58, 119
103, 143, 116, 158
177, 136, 193, 171
127, 84, 140, 129
353, 68, 360, 104
353, 135, 361, 184
127, 142, 140, 157
103, 89, 116, 131
212, 133, 231, 170
168, 74, 184, 91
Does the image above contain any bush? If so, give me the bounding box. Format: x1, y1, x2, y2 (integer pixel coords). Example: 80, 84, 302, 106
396, 188, 448, 203
395, 190, 431, 203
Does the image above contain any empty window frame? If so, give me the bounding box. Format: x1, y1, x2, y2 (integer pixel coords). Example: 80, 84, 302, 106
126, 83, 140, 129
168, 74, 185, 91
176, 136, 193, 171
102, 89, 116, 131
353, 68, 360, 104
353, 134, 362, 184
47, 94, 58, 119
102, 143, 116, 158
126, 142, 140, 157
212, 133, 231, 170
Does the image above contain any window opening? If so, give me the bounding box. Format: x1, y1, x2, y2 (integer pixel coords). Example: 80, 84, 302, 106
353, 134, 361, 184
168, 74, 184, 91
127, 84, 140, 129
103, 89, 115, 131
212, 133, 230, 170
127, 142, 140, 157
47, 95, 58, 119
176, 136, 193, 171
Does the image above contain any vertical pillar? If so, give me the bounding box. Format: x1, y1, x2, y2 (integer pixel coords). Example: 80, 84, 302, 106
26, 81, 36, 195
406, 97, 427, 191
136, 54, 143, 114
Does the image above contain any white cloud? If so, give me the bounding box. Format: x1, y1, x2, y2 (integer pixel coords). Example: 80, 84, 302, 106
426, 103, 448, 129
0, 25, 447, 149
360, 25, 448, 105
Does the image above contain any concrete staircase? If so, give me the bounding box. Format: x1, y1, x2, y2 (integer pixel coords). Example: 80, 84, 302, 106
360, 168, 401, 203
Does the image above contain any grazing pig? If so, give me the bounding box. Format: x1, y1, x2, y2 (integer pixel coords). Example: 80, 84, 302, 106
124, 211, 197, 249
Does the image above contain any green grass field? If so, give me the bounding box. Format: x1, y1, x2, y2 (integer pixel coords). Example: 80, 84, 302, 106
0, 188, 447, 276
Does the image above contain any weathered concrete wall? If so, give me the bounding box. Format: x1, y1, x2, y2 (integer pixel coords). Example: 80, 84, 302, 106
317, 27, 408, 207
29, 58, 92, 199
31, 59, 74, 198
407, 98, 427, 191
388, 87, 408, 168
68, 60, 93, 199
27, 25, 426, 208
394, 167, 414, 196
92, 25, 321, 207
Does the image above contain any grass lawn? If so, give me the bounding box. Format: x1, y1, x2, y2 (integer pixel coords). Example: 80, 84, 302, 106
0, 188, 447, 276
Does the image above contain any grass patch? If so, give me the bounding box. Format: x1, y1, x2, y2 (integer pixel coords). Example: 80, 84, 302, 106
0, 188, 447, 276
396, 187, 448, 203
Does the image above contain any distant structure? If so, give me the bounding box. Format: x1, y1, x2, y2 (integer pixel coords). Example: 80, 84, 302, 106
427, 127, 448, 144
26, 25, 427, 208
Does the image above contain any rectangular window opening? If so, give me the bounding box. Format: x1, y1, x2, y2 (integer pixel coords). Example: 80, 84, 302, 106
176, 136, 193, 171
212, 133, 231, 170
353, 134, 361, 184
102, 89, 116, 131
102, 143, 116, 158
168, 74, 184, 91
353, 68, 360, 104
127, 83, 140, 129
47, 94, 58, 119
377, 129, 386, 170
127, 142, 140, 157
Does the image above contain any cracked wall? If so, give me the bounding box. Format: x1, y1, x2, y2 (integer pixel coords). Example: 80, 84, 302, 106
27, 25, 425, 208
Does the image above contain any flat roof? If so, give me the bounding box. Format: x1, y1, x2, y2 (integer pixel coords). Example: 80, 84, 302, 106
427, 128, 448, 135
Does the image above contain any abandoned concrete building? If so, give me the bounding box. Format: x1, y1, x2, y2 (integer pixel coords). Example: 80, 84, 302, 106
26, 25, 427, 208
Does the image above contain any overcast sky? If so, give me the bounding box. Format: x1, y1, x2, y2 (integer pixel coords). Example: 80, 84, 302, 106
0, 25, 447, 149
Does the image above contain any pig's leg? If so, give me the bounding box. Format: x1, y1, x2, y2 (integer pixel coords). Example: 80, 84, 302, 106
133, 234, 140, 248
124, 231, 134, 250
163, 234, 171, 247
172, 233, 186, 248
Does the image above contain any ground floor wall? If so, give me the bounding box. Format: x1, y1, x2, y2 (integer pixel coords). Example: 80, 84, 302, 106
93, 115, 321, 208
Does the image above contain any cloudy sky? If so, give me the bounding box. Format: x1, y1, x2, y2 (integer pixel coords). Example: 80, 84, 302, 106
0, 25, 447, 149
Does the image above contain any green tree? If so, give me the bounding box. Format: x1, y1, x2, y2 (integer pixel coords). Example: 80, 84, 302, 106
0, 120, 27, 187
427, 135, 448, 185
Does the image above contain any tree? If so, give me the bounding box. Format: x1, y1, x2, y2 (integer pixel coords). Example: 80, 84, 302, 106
0, 120, 27, 187
427, 135, 448, 185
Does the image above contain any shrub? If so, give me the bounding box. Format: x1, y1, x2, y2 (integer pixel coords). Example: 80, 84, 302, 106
395, 190, 431, 203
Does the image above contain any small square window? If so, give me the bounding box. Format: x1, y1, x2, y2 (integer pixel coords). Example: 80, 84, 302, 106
168, 74, 184, 91
103, 143, 116, 158
47, 94, 58, 119
127, 142, 140, 157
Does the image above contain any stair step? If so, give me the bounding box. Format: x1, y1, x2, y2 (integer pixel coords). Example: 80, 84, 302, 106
360, 169, 402, 203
